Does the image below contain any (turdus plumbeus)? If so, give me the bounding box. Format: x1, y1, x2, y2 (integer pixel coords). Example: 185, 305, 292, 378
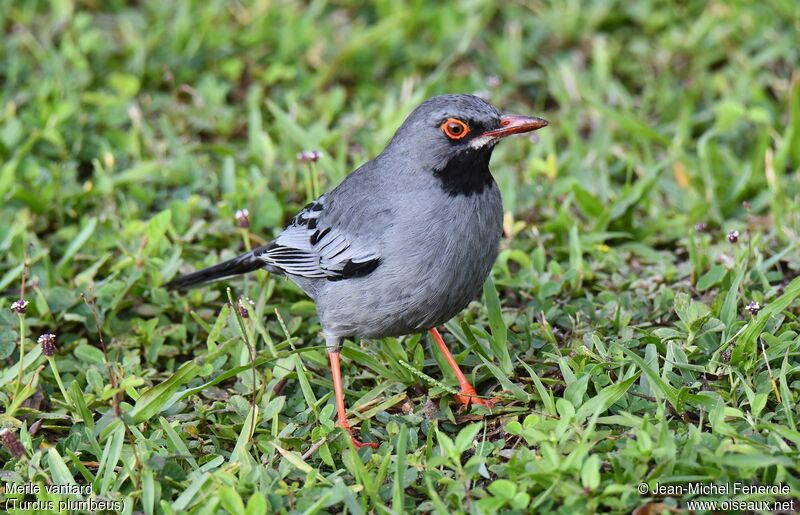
168, 94, 548, 448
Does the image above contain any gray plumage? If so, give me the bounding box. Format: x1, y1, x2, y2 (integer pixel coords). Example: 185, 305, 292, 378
169, 94, 547, 351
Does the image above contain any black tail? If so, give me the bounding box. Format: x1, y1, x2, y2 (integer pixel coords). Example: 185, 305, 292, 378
167, 250, 265, 289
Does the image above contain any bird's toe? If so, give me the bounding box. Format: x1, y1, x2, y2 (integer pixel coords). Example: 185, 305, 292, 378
455, 385, 499, 409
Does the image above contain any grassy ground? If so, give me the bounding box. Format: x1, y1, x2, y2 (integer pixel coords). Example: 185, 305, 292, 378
1, 1, 799, 513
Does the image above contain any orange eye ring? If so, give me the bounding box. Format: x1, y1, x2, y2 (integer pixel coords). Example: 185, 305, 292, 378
441, 118, 470, 140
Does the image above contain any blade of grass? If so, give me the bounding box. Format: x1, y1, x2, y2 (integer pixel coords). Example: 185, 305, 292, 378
483, 277, 513, 374
392, 425, 408, 513
618, 345, 680, 411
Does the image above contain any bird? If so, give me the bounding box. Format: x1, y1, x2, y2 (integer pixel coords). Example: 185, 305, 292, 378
168, 94, 548, 448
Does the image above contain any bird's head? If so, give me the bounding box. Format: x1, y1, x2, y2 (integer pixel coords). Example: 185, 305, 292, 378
385, 94, 548, 195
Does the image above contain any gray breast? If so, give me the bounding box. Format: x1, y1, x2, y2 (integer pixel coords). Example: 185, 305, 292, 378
316, 182, 503, 339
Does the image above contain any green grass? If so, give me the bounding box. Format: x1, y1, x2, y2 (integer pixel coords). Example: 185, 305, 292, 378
1, 0, 799, 513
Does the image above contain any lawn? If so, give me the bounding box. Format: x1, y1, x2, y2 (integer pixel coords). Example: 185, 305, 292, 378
1, 0, 799, 513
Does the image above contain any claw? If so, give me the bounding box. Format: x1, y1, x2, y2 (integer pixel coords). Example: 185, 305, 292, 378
455, 384, 500, 409
351, 437, 379, 449
342, 426, 378, 449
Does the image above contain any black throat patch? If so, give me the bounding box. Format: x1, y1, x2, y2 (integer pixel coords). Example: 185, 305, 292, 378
432, 147, 495, 196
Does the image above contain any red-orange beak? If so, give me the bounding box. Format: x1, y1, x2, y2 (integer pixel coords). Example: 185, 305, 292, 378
470, 114, 548, 149
482, 115, 549, 139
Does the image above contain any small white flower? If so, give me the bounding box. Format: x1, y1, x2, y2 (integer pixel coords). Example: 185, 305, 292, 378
10, 299, 29, 314
296, 150, 322, 163
235, 209, 251, 228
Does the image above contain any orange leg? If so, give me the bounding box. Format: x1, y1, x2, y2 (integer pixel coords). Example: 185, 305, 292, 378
429, 328, 497, 408
328, 351, 377, 449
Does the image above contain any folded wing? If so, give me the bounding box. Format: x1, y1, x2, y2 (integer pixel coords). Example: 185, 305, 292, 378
255, 195, 381, 281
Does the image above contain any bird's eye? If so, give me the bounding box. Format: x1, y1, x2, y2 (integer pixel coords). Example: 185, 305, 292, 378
441, 118, 470, 140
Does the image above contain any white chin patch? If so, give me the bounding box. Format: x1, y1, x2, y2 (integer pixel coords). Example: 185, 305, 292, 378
468, 135, 496, 149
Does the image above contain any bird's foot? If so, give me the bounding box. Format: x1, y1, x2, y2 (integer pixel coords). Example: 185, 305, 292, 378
340, 425, 378, 449
352, 438, 378, 449
455, 384, 499, 409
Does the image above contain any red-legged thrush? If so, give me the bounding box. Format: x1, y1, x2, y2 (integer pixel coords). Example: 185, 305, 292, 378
169, 94, 548, 448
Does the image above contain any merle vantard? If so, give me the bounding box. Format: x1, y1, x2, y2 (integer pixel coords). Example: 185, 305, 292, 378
169, 94, 548, 448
